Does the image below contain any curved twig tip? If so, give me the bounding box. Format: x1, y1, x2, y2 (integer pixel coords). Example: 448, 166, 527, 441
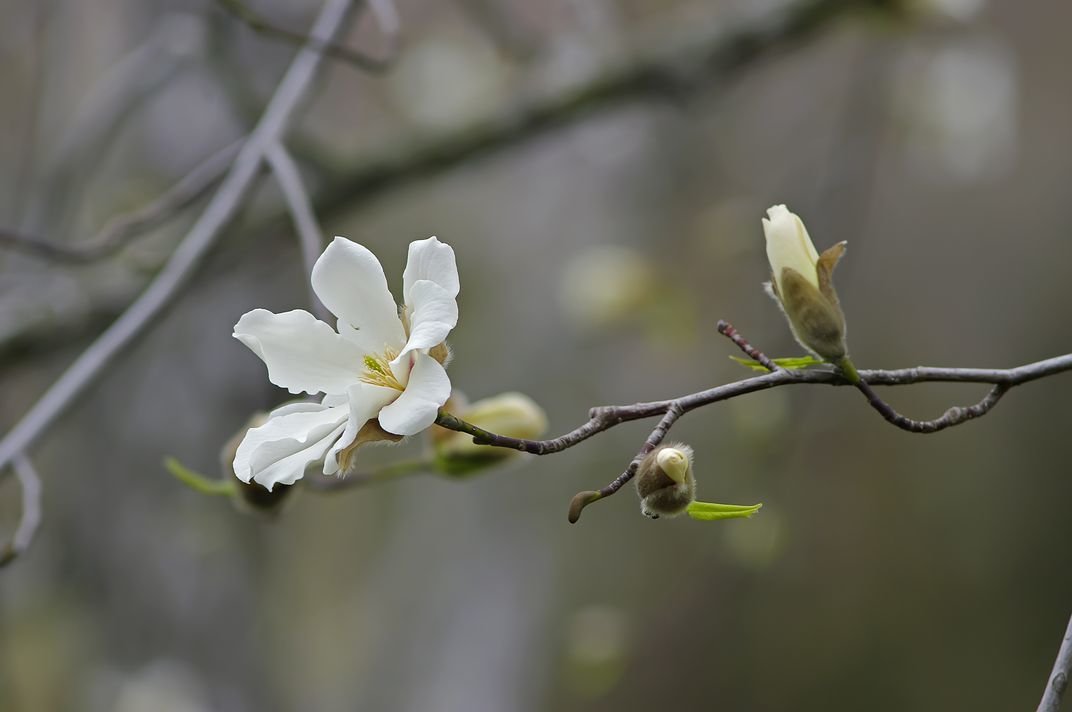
568, 490, 602, 524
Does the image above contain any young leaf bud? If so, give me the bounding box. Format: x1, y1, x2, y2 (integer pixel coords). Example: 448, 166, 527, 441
634, 444, 696, 519
431, 392, 548, 476
762, 205, 848, 361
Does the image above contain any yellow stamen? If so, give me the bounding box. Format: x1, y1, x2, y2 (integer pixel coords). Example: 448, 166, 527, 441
359, 349, 404, 390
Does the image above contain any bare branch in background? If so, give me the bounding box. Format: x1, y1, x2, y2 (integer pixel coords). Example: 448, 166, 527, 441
0, 139, 243, 263
436, 323, 1072, 521
0, 0, 360, 474
215, 0, 399, 73
0, 455, 43, 567
21, 13, 206, 238
1039, 613, 1072, 712
0, 0, 873, 358
265, 141, 330, 321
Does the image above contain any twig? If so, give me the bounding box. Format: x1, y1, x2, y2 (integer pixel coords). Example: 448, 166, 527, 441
717, 319, 779, 371
215, 0, 397, 73
851, 374, 1008, 433
0, 139, 243, 263
437, 340, 1072, 520
265, 141, 330, 321
1039, 613, 1072, 712
0, 455, 43, 567
0, 0, 358, 474
568, 403, 683, 523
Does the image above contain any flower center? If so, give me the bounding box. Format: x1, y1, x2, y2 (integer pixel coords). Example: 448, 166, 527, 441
360, 349, 405, 391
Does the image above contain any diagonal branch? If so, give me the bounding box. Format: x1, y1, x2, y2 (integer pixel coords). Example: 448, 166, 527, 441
0, 0, 359, 474
1039, 612, 1072, 712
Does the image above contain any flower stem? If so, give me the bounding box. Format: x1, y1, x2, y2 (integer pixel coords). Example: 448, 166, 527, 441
164, 457, 236, 496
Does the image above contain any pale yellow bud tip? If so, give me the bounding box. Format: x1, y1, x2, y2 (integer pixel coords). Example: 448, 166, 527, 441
656, 447, 690, 484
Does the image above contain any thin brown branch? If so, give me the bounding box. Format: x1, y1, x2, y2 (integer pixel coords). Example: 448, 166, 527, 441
0, 455, 43, 567
436, 340, 1072, 521
0, 139, 242, 263
851, 377, 1009, 433
215, 0, 398, 74
717, 319, 779, 371
1039, 612, 1072, 712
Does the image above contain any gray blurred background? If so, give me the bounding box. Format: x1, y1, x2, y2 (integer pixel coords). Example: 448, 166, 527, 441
1, 0, 1070, 710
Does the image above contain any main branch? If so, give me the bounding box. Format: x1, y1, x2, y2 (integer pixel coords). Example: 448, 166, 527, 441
436, 324, 1072, 521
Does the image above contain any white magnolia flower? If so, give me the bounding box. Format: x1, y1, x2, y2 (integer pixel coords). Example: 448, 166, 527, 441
232, 236, 459, 490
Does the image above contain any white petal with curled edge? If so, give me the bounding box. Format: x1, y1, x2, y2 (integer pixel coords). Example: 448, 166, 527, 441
312, 237, 406, 353
234, 309, 366, 395
402, 236, 459, 305
233, 404, 348, 486
267, 400, 324, 418
324, 383, 399, 475
253, 422, 347, 490
391, 279, 458, 369
378, 351, 452, 436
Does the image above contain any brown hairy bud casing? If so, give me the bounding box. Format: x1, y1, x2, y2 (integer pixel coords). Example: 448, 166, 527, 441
634, 444, 696, 519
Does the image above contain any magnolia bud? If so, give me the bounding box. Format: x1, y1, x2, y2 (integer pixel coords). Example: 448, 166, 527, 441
432, 392, 548, 476
762, 205, 848, 361
635, 444, 696, 519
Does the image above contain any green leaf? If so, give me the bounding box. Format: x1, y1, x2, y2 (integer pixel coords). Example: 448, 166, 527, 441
164, 456, 236, 496
686, 500, 763, 522
729, 354, 824, 372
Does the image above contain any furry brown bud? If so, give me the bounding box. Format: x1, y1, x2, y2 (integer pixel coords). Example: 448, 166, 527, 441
635, 444, 696, 519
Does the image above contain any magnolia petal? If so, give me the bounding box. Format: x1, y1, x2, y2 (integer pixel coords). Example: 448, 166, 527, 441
324, 383, 399, 475
392, 279, 458, 369
378, 351, 452, 436
253, 423, 347, 490
312, 237, 406, 354
402, 236, 460, 305
234, 309, 365, 395
763, 205, 819, 293
267, 400, 324, 418
233, 404, 348, 487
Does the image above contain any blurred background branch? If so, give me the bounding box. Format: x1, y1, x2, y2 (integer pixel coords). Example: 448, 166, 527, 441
0, 139, 242, 263
0, 455, 42, 568
215, 0, 400, 73
0, 0, 360, 474
0, 0, 879, 361
1038, 613, 1072, 711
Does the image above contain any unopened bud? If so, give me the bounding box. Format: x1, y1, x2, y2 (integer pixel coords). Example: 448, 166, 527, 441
635, 444, 696, 519
432, 392, 548, 476
762, 205, 848, 361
